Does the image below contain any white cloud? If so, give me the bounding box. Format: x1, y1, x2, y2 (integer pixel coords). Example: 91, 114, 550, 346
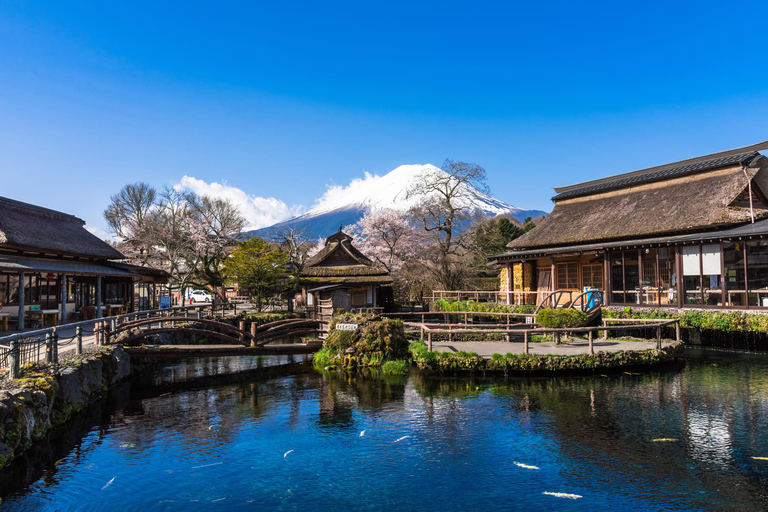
176, 176, 304, 231
85, 225, 115, 242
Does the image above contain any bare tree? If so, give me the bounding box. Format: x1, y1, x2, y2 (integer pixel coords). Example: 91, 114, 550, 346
104, 182, 158, 266
408, 159, 488, 290
269, 227, 312, 311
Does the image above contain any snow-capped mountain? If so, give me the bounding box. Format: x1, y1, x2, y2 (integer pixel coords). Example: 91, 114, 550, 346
247, 164, 547, 239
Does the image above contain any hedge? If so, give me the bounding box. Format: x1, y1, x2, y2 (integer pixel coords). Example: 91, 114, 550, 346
536, 308, 588, 329
433, 299, 535, 315
602, 307, 768, 334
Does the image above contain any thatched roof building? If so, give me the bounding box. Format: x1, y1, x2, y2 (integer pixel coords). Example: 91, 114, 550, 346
300, 230, 393, 318
489, 141, 768, 312
0, 196, 167, 328
0, 196, 125, 260
301, 230, 393, 286
508, 141, 768, 251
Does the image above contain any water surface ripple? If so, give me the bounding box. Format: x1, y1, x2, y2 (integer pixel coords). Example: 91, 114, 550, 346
2, 348, 768, 510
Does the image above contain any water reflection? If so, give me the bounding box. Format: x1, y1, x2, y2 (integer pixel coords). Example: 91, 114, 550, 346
2, 349, 768, 510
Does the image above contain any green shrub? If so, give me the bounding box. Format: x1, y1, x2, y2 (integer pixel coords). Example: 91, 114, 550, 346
325, 312, 408, 360
433, 299, 535, 315
602, 307, 768, 334
536, 308, 588, 329
381, 360, 409, 375
313, 347, 337, 369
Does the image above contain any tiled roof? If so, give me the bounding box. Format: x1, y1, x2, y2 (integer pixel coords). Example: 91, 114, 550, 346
552, 140, 768, 201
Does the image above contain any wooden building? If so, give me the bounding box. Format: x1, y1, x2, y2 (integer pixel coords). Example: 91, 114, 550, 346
0, 196, 168, 330
489, 141, 768, 311
300, 230, 393, 319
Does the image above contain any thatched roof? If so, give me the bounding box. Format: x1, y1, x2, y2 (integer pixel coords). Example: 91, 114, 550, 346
509, 147, 768, 251
553, 140, 768, 200
0, 196, 124, 260
301, 229, 391, 280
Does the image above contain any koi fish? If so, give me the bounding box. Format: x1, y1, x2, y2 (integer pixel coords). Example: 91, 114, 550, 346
101, 477, 116, 490
359, 430, 366, 437
394, 436, 410, 443
284, 450, 294, 458
513, 462, 539, 470
752, 457, 768, 461
192, 462, 223, 469
652, 438, 678, 442
543, 491, 582, 499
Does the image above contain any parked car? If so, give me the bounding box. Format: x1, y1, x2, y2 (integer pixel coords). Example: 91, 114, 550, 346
189, 290, 213, 303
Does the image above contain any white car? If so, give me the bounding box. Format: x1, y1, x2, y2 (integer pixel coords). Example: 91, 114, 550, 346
189, 290, 213, 303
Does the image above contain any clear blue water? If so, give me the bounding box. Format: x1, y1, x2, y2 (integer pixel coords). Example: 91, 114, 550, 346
2, 349, 768, 510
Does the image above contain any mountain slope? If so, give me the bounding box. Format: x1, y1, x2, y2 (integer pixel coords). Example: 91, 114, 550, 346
248, 164, 547, 239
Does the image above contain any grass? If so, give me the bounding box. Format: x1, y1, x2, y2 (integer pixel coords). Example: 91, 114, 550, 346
312, 347, 337, 369
381, 360, 409, 375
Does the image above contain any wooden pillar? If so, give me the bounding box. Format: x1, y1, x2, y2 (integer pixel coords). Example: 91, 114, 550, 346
17, 271, 25, 330
588, 330, 594, 355
656, 326, 662, 349
60, 274, 67, 325
250, 322, 257, 347
427, 331, 432, 352
524, 330, 529, 355
675, 320, 681, 342
96, 276, 102, 319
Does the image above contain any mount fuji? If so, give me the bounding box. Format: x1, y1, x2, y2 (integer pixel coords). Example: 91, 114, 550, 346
247, 164, 547, 239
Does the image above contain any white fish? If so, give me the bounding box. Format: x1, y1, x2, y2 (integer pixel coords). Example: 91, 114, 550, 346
284, 449, 294, 458
359, 430, 366, 437
543, 491, 582, 499
394, 436, 410, 443
192, 462, 223, 469
513, 461, 540, 470
101, 477, 116, 490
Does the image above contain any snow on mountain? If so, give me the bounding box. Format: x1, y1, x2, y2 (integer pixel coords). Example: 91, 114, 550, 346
247, 164, 547, 239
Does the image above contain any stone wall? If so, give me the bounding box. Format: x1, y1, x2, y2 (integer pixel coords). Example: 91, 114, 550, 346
0, 346, 130, 468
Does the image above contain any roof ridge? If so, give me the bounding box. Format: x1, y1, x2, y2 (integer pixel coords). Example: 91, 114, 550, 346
0, 196, 84, 224
553, 140, 768, 199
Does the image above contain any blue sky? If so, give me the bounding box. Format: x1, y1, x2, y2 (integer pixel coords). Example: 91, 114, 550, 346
2, 1, 768, 234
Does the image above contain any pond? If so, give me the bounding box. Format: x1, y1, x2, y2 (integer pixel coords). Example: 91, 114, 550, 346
2, 348, 768, 510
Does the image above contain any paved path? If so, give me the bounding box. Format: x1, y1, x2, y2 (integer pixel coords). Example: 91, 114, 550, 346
431, 339, 674, 358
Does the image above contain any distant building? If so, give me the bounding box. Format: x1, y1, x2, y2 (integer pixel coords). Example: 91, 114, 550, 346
0, 196, 167, 329
300, 230, 393, 320
489, 141, 768, 311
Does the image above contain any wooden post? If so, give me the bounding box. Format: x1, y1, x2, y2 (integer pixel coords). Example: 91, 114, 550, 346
448, 325, 452, 343
588, 330, 594, 355
60, 274, 67, 326
52, 330, 59, 363
17, 271, 25, 330
45, 333, 53, 364
428, 331, 432, 352
9, 340, 20, 379
250, 322, 257, 347
601, 320, 608, 341
524, 330, 529, 355
675, 320, 681, 342
76, 326, 83, 354
656, 326, 662, 349
420, 325, 425, 340
96, 276, 102, 319
239, 320, 245, 344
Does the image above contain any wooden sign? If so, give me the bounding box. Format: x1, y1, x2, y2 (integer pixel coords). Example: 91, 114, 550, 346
335, 323, 358, 331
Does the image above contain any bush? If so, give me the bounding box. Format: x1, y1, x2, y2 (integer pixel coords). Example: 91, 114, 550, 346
313, 347, 337, 369
381, 360, 409, 375
433, 299, 535, 315
326, 312, 408, 361
536, 308, 588, 329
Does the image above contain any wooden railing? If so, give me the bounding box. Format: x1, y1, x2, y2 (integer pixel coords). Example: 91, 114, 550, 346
0, 303, 236, 378
414, 318, 681, 356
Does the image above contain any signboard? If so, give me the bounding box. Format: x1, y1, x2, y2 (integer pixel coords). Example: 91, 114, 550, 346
525, 316, 534, 324
160, 296, 171, 309
335, 323, 358, 331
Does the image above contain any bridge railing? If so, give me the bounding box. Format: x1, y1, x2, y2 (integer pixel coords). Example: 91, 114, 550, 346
0, 303, 231, 378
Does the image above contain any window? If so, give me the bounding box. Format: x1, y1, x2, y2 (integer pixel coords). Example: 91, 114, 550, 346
610, 255, 625, 303
581, 264, 603, 290
723, 243, 746, 307
683, 244, 723, 306
557, 262, 578, 290
747, 241, 768, 307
